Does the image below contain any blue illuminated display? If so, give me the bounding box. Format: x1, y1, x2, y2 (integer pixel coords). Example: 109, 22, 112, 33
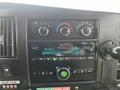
42, 47, 81, 56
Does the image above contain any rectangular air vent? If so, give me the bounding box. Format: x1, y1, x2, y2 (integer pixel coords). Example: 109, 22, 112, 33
0, 17, 16, 58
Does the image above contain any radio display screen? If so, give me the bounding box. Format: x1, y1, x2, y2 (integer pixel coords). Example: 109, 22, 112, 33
42, 43, 81, 56
31, 42, 89, 57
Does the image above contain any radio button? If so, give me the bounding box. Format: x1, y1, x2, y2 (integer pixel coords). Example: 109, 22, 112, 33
80, 69, 84, 74
2, 85, 6, 89
33, 72, 37, 75
49, 72, 53, 75
74, 86, 79, 90
73, 70, 77, 74
88, 56, 95, 60
87, 68, 93, 73
87, 69, 92, 73
14, 85, 17, 88
41, 72, 45, 75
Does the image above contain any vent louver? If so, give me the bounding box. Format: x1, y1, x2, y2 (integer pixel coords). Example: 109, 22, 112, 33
0, 17, 16, 58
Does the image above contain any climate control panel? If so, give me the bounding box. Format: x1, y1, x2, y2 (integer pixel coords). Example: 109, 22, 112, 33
27, 19, 98, 40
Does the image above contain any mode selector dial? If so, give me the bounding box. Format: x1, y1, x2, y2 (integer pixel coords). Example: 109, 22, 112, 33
38, 25, 50, 36
57, 67, 70, 81
57, 23, 72, 36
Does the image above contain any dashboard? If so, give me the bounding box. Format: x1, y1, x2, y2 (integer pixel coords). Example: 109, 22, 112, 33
0, 3, 120, 90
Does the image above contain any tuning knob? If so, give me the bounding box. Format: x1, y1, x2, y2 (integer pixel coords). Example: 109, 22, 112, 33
57, 67, 70, 81
85, 42, 95, 53
38, 25, 50, 36
57, 23, 72, 36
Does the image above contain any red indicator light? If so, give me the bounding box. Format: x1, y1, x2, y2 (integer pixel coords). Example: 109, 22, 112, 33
62, 87, 70, 90
54, 87, 63, 90
54, 87, 70, 90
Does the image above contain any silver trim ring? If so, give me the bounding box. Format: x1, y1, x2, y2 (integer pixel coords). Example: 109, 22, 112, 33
113, 47, 120, 54
57, 23, 72, 37
59, 26, 71, 36
57, 67, 70, 81
81, 26, 92, 36
38, 26, 49, 36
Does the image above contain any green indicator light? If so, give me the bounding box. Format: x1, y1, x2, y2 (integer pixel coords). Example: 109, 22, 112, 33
36, 87, 54, 90
60, 70, 68, 78
36, 88, 44, 90
45, 88, 54, 90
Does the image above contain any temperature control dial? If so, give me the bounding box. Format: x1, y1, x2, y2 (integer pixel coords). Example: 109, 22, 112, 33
57, 23, 72, 36
38, 25, 50, 36
57, 67, 70, 81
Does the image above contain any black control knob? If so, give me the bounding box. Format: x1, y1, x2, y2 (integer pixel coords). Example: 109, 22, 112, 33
38, 25, 50, 36
85, 43, 95, 53
100, 40, 120, 60
57, 23, 72, 36
80, 26, 92, 36
57, 67, 70, 81
112, 46, 120, 59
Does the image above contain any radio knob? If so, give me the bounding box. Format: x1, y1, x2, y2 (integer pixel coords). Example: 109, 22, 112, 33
57, 23, 72, 36
85, 43, 95, 53
57, 68, 70, 81
80, 26, 92, 36
38, 25, 50, 36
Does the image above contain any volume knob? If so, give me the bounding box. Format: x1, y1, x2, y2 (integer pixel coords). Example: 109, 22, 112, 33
57, 67, 70, 81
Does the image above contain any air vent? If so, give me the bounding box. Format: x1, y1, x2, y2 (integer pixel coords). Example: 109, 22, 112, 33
0, 17, 16, 58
